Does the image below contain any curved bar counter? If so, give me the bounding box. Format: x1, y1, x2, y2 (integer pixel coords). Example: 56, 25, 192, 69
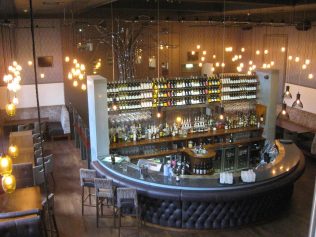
92, 141, 305, 229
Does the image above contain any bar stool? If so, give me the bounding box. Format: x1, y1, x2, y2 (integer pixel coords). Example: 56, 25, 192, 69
79, 168, 96, 215
94, 178, 115, 227
116, 188, 140, 237
42, 193, 59, 237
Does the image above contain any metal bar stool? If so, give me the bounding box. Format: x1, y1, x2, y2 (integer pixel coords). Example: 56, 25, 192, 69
94, 178, 115, 227
116, 188, 140, 237
42, 193, 59, 237
79, 168, 96, 215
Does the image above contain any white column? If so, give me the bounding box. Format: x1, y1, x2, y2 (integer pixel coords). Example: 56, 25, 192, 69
256, 69, 279, 142
87, 75, 109, 161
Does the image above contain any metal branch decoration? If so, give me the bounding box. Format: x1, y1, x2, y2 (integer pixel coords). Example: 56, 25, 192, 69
91, 19, 144, 81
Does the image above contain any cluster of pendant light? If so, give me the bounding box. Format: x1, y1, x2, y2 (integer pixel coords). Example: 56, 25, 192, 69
2, 61, 23, 116
0, 144, 19, 193
93, 59, 102, 74
65, 57, 87, 91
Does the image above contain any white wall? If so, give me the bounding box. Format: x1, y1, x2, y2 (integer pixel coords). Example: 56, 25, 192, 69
0, 83, 65, 109
284, 83, 316, 114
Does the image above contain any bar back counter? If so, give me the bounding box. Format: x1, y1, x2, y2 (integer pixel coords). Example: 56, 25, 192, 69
92, 141, 305, 229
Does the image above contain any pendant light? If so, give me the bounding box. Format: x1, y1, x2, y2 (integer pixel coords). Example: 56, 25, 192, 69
283, 85, 292, 99
292, 92, 303, 108
156, 106, 162, 118
277, 103, 290, 119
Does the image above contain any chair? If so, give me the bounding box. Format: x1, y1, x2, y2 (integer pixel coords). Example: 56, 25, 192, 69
33, 122, 47, 137
79, 169, 96, 215
36, 155, 55, 188
34, 148, 43, 160
116, 188, 140, 237
18, 124, 32, 132
0, 209, 45, 237
42, 193, 59, 237
33, 165, 45, 186
94, 178, 115, 227
12, 163, 34, 189
34, 142, 42, 151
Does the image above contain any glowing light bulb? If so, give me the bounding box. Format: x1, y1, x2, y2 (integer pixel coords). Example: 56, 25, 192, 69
5, 103, 16, 116
65, 56, 70, 62
202, 51, 206, 55
263, 63, 267, 68
215, 62, 220, 67
79, 74, 84, 80
2, 174, 16, 193
225, 47, 233, 52
237, 66, 242, 72
295, 57, 300, 62
256, 50, 260, 55
12, 97, 19, 105
264, 49, 269, 54
270, 61, 275, 66
308, 74, 314, 79
241, 47, 245, 52
213, 54, 216, 59
176, 116, 182, 123
16, 65, 22, 71
201, 57, 205, 62
191, 51, 195, 55
8, 145, 18, 158
267, 64, 271, 68
0, 155, 12, 175
73, 80, 78, 87
238, 55, 242, 59
240, 63, 244, 68
28, 61, 33, 66
247, 71, 251, 75
68, 73, 73, 80
211, 67, 215, 72
81, 84, 87, 91
12, 61, 17, 67
281, 47, 286, 52
221, 62, 225, 67
73, 59, 78, 64
80, 64, 85, 71
40, 73, 45, 79
252, 65, 256, 69
160, 45, 164, 50
249, 60, 253, 65
302, 64, 307, 70
288, 55, 293, 60
305, 59, 311, 65
198, 62, 202, 67
196, 45, 201, 50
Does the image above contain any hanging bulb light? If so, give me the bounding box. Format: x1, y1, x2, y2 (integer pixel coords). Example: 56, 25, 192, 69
305, 59, 311, 65
225, 47, 233, 52
68, 72, 73, 80
198, 62, 203, 67
238, 55, 242, 59
288, 55, 293, 60
81, 84, 87, 91
295, 57, 300, 62
270, 61, 275, 66
73, 80, 78, 87
65, 56, 70, 62
240, 63, 244, 68
283, 85, 292, 99
215, 62, 220, 67
176, 116, 182, 123
201, 57, 205, 62
8, 145, 18, 158
241, 47, 245, 52
249, 60, 253, 65
252, 65, 256, 69
202, 51, 207, 55
292, 92, 303, 109
308, 74, 314, 79
0, 155, 13, 175
5, 103, 16, 116
221, 62, 225, 68
212, 54, 216, 59
156, 106, 162, 118
256, 50, 260, 55
237, 66, 242, 72
302, 64, 307, 70
196, 45, 201, 50
277, 103, 290, 119
2, 174, 16, 194
40, 73, 45, 79
12, 96, 19, 105
267, 64, 271, 69
28, 60, 33, 66
264, 49, 269, 55
263, 63, 267, 69
191, 51, 195, 55
73, 59, 78, 64
281, 47, 286, 52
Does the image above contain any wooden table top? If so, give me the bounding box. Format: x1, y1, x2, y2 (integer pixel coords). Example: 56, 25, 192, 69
276, 119, 313, 134
9, 130, 34, 165
0, 186, 42, 214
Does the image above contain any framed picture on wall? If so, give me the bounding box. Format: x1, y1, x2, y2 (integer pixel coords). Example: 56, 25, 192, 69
38, 56, 53, 67
187, 52, 199, 61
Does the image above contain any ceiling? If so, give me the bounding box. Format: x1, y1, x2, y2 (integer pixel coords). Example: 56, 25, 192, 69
1, 0, 316, 24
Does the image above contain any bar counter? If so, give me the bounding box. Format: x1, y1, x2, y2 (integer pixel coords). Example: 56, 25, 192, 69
92, 141, 305, 229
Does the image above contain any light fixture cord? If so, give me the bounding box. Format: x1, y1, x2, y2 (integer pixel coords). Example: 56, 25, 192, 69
28, 0, 52, 231
157, 0, 160, 79
111, 1, 115, 81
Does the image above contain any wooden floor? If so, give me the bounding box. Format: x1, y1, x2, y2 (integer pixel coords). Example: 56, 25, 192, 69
45, 140, 316, 237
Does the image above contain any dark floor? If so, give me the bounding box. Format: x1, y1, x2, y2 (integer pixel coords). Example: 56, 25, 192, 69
45, 140, 316, 237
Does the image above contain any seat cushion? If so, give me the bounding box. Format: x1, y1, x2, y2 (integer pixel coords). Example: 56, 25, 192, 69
48, 122, 64, 137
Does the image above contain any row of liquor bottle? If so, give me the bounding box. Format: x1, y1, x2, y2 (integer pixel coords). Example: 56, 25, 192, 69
156, 89, 219, 98
107, 81, 152, 92
220, 75, 258, 85
221, 85, 257, 92
109, 112, 259, 143
107, 92, 152, 102
221, 92, 257, 101
192, 161, 213, 175
153, 76, 220, 89
155, 96, 208, 106
107, 101, 153, 111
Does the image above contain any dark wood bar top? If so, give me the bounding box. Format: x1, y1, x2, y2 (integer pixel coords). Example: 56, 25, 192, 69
110, 126, 263, 149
